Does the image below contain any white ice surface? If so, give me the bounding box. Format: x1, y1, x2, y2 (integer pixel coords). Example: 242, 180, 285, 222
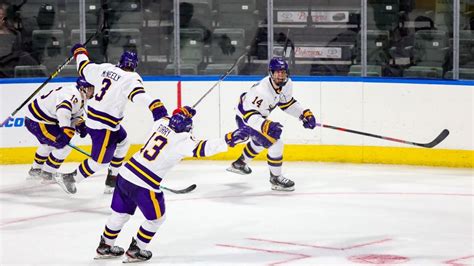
0, 161, 472, 266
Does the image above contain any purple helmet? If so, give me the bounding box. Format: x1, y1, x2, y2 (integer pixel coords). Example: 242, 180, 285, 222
76, 77, 94, 99
268, 57, 289, 88
76, 77, 93, 89
269, 57, 289, 73
169, 113, 193, 133
118, 51, 139, 71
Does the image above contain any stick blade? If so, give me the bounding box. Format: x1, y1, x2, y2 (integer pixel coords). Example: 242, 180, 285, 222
163, 184, 197, 194
417, 129, 450, 148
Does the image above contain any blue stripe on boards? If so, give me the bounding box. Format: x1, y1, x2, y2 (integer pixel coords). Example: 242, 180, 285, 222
1, 76, 474, 86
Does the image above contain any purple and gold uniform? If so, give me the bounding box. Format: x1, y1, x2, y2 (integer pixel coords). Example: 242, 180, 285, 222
70, 51, 166, 192
25, 84, 85, 176
235, 75, 305, 174
100, 115, 238, 256
228, 57, 316, 191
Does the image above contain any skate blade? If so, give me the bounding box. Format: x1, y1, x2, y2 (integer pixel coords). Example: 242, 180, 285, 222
94, 253, 123, 260
122, 256, 146, 263
226, 167, 250, 175
271, 185, 295, 192
104, 186, 115, 194
40, 179, 55, 184
53, 175, 76, 194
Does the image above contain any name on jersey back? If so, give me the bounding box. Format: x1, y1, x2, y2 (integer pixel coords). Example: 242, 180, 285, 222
157, 125, 171, 137
101, 70, 121, 81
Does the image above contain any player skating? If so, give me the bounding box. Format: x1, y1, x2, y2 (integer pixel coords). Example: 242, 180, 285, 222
54, 44, 168, 194
227, 57, 316, 191
92, 106, 249, 262
25, 77, 94, 182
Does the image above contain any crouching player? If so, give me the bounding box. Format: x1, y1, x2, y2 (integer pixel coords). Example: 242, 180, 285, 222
25, 77, 94, 182
227, 57, 316, 191
87, 106, 249, 262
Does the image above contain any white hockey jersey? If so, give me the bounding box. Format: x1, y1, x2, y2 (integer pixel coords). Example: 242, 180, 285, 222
119, 117, 228, 192
26, 84, 84, 128
76, 54, 147, 131
236, 76, 304, 131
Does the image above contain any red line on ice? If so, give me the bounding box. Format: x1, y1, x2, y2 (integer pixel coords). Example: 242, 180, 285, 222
247, 237, 392, 250
443, 255, 474, 266
216, 243, 311, 266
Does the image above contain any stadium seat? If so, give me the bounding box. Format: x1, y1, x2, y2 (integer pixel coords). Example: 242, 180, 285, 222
367, 0, 400, 31
180, 0, 214, 30
107, 0, 143, 29
201, 63, 239, 75
403, 66, 443, 78
105, 29, 142, 64
203, 28, 245, 74
164, 28, 205, 73
355, 30, 391, 66
444, 68, 474, 80
459, 30, 474, 68
14, 65, 48, 78
216, 0, 257, 43
348, 65, 382, 77
32, 29, 66, 71
164, 64, 198, 75
180, 28, 205, 65
20, 1, 59, 30
142, 25, 172, 64
209, 28, 245, 63
404, 30, 449, 78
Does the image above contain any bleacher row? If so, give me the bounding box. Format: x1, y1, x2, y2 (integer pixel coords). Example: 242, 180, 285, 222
5, 0, 474, 78
6, 0, 264, 76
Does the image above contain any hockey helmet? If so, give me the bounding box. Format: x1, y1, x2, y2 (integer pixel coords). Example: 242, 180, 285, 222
76, 77, 94, 99
268, 57, 289, 89
169, 113, 193, 133
117, 51, 139, 71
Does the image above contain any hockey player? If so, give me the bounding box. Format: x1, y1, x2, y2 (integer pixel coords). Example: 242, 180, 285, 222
226, 57, 316, 191
25, 77, 94, 182
54, 44, 168, 194
89, 106, 249, 262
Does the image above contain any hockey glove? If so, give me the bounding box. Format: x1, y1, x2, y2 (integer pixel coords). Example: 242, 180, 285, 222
149, 99, 168, 121
261, 120, 283, 141
71, 43, 89, 59
75, 118, 87, 138
300, 109, 316, 129
225, 127, 250, 147
55, 127, 75, 148
173, 106, 196, 118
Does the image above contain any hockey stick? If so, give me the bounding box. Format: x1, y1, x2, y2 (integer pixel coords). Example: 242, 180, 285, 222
67, 143, 90, 157
317, 123, 449, 148
192, 48, 249, 108
67, 143, 197, 194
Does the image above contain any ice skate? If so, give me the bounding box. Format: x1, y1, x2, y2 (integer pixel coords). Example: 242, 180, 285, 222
104, 169, 117, 194
226, 155, 252, 175
40, 170, 55, 184
123, 238, 152, 263
94, 236, 124, 259
54, 170, 77, 194
269, 172, 295, 191
27, 167, 42, 180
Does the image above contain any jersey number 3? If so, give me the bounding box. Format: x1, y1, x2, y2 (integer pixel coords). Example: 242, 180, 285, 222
95, 78, 112, 101
141, 133, 168, 161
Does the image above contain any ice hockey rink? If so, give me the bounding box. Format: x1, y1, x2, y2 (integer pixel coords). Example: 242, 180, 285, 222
0, 161, 472, 266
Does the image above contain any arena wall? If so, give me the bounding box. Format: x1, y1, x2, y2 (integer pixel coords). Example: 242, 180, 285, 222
0, 77, 472, 167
